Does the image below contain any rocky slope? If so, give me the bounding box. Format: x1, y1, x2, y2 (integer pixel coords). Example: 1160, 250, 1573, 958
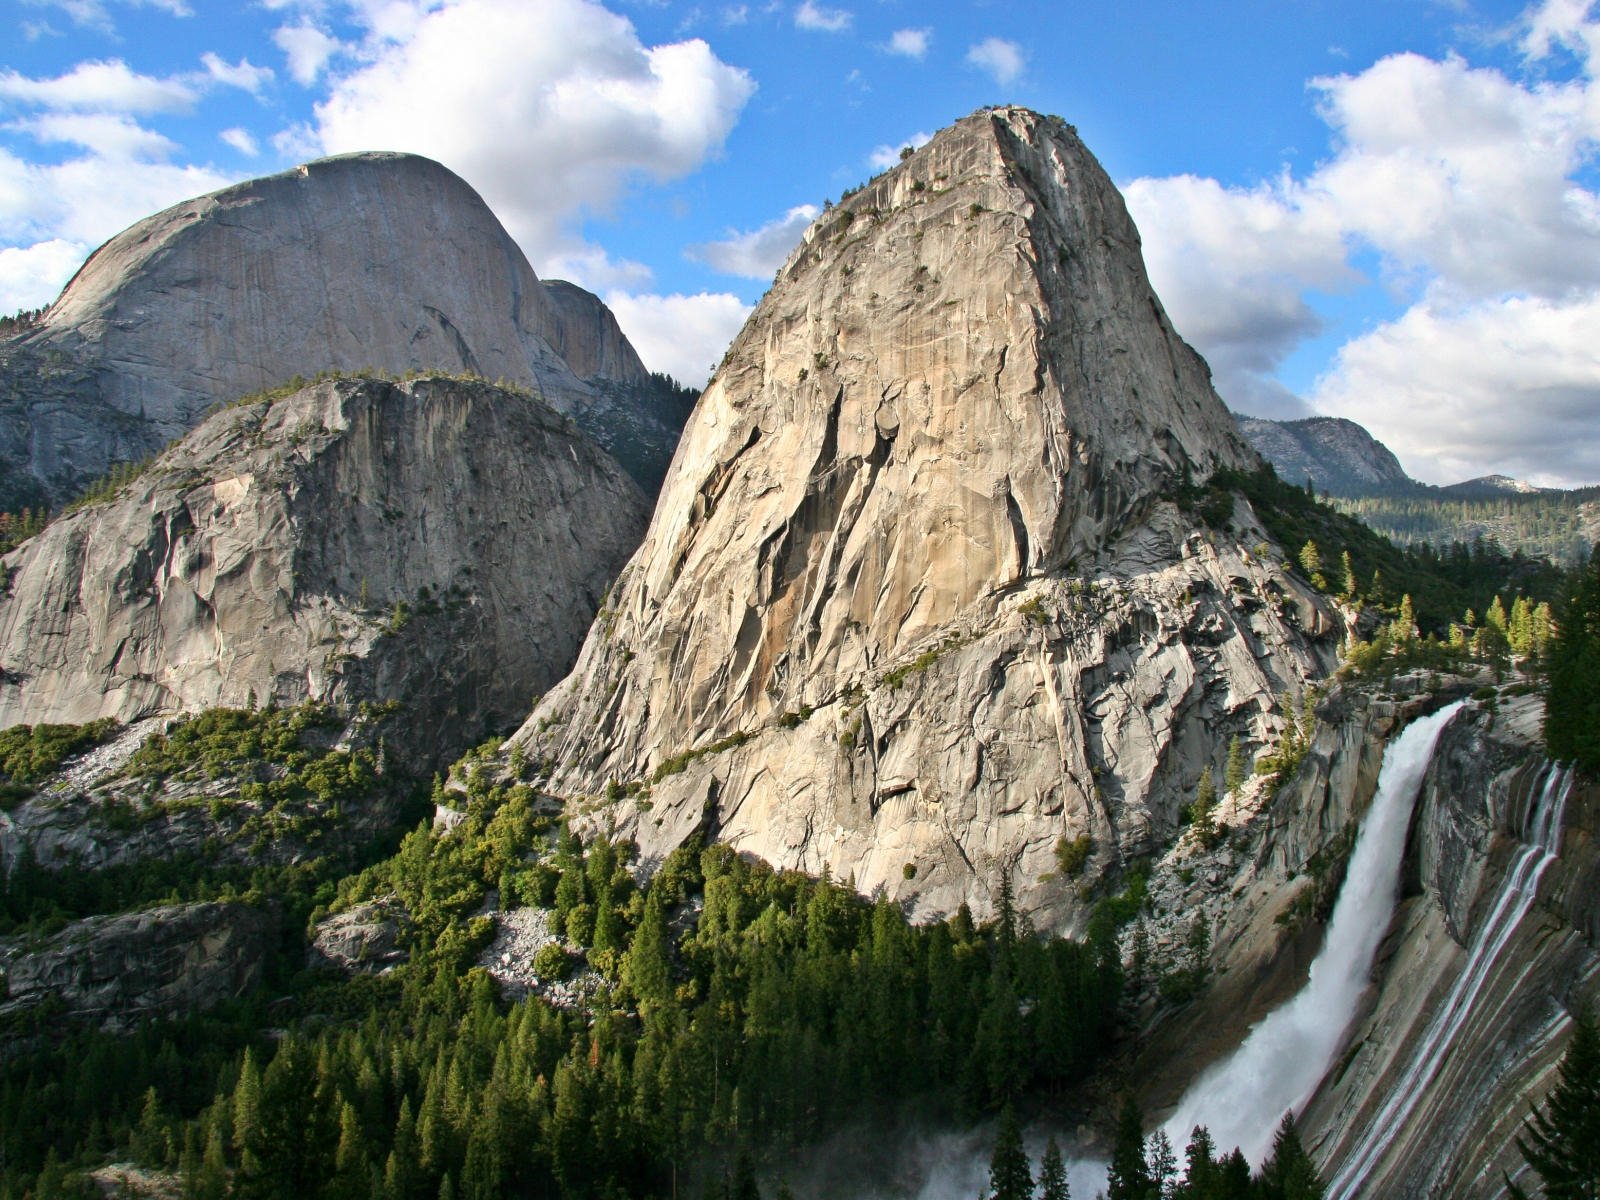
0, 374, 648, 764
1236, 415, 1416, 497
0, 152, 681, 502
0, 901, 275, 1029
508, 107, 1343, 928
1298, 693, 1600, 1197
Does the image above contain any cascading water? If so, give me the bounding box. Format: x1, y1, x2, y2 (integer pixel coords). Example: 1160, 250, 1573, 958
1325, 758, 1574, 1198
1158, 701, 1467, 1168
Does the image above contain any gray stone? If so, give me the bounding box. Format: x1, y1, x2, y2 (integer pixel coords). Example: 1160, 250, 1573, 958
0, 374, 649, 767
0, 901, 276, 1027
0, 152, 680, 500
509, 107, 1342, 930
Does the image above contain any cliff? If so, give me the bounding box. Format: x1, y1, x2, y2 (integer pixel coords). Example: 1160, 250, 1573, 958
0, 153, 681, 500
0, 375, 648, 764
508, 107, 1342, 927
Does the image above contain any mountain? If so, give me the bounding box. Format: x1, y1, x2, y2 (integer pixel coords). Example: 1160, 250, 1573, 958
1438, 473, 1553, 498
0, 373, 648, 766
507, 106, 1342, 927
1235, 415, 1415, 497
0, 152, 684, 505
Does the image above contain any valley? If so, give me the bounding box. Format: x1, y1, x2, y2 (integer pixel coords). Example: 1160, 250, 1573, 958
0, 103, 1595, 1200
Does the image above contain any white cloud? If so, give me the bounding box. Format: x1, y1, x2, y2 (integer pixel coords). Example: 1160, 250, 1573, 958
966, 37, 1025, 86
1125, 172, 1355, 418
687, 203, 818, 278
867, 130, 930, 170
1121, 0, 1600, 478
886, 28, 930, 59
721, 4, 748, 23
795, 0, 850, 32
0, 59, 196, 114
220, 127, 260, 156
1312, 294, 1600, 487
273, 22, 343, 86
0, 237, 88, 315
312, 0, 754, 277
201, 53, 275, 95
26, 0, 192, 34
11, 112, 178, 159
603, 290, 751, 385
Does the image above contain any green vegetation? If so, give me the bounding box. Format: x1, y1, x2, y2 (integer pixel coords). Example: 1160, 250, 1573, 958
0, 704, 420, 938
0, 717, 118, 789
1545, 547, 1600, 774
1338, 486, 1600, 566
1180, 463, 1564, 636
1089, 1097, 1325, 1199
0, 728, 1122, 1199
1511, 1007, 1600, 1198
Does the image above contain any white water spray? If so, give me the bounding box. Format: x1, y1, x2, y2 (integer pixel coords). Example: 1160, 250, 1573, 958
1325, 758, 1574, 1198
1158, 701, 1466, 1168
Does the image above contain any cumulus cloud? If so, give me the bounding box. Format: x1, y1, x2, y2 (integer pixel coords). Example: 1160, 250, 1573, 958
201, 53, 275, 94
1123, 0, 1600, 482
867, 130, 930, 170
13, 112, 178, 159
273, 22, 343, 86
312, 0, 754, 279
603, 290, 751, 385
1312, 294, 1600, 486
795, 0, 850, 32
886, 27, 929, 58
0, 237, 88, 314
220, 127, 259, 156
1125, 172, 1355, 419
687, 204, 818, 278
27, 0, 191, 34
966, 37, 1025, 86
0, 59, 197, 113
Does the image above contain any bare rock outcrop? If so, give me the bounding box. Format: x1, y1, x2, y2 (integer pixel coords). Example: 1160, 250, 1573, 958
1298, 693, 1600, 1197
0, 901, 276, 1027
0, 152, 681, 500
0, 375, 648, 764
510, 107, 1342, 928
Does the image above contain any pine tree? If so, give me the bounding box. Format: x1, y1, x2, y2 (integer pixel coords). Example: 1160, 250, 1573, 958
988, 1106, 1033, 1200
1514, 1007, 1600, 1198
1146, 1129, 1177, 1198
1191, 767, 1218, 849
1340, 551, 1357, 602
1039, 1136, 1071, 1200
1107, 1096, 1155, 1200
1257, 1112, 1324, 1200
1180, 1126, 1217, 1198
1545, 546, 1600, 774
1223, 737, 1247, 798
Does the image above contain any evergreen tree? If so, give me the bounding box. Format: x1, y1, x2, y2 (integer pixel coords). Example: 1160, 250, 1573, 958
1545, 546, 1600, 774
1190, 767, 1219, 849
1107, 1096, 1155, 1200
1146, 1129, 1177, 1198
1223, 737, 1247, 798
1039, 1136, 1071, 1200
988, 1106, 1033, 1200
1179, 1126, 1217, 1198
1257, 1112, 1324, 1200
1514, 1007, 1600, 1198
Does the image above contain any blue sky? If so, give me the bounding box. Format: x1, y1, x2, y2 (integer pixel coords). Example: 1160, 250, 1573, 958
3, 0, 1600, 487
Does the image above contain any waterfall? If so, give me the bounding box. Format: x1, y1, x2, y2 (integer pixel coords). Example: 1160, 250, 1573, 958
1158, 701, 1466, 1168
1325, 758, 1574, 1198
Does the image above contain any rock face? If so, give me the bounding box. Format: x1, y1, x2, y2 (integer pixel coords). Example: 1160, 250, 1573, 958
0, 152, 681, 501
511, 107, 1342, 927
1298, 694, 1600, 1197
1236, 415, 1416, 497
0, 375, 648, 763
0, 901, 276, 1027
